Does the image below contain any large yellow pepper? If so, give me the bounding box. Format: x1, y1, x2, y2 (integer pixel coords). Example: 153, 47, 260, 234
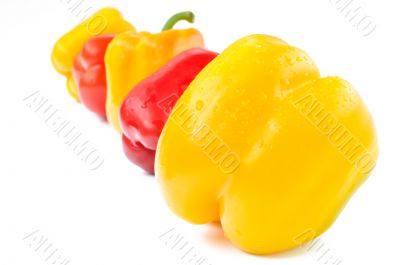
105, 12, 204, 133
51, 8, 135, 101
156, 35, 378, 254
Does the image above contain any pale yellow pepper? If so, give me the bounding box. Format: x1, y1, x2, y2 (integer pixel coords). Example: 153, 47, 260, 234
105, 12, 204, 133
156, 34, 378, 254
51, 8, 135, 101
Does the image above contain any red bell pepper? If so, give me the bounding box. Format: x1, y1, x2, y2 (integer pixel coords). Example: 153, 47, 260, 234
73, 35, 115, 119
120, 48, 218, 174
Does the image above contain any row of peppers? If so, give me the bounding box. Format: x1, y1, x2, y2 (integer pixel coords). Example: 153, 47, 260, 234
51, 8, 379, 255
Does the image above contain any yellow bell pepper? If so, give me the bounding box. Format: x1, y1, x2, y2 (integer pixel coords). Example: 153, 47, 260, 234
105, 11, 204, 133
51, 8, 135, 101
156, 34, 379, 254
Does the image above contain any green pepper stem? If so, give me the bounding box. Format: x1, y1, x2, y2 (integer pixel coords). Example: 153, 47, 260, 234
162, 11, 195, 31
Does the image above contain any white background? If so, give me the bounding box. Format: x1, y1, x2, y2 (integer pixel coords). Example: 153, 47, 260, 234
1, 0, 399, 264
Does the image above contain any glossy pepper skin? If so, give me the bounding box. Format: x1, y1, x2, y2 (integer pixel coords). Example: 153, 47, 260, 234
73, 35, 114, 119
51, 8, 135, 101
105, 11, 204, 133
120, 48, 218, 174
156, 35, 379, 254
